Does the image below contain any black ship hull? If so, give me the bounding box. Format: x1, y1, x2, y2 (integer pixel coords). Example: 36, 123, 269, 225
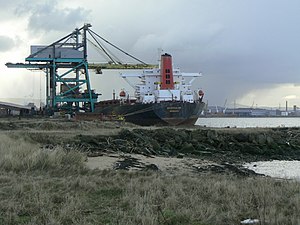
95, 101, 205, 126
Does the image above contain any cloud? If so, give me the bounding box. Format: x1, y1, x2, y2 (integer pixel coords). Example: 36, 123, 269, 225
15, 0, 90, 33
0, 36, 15, 51
236, 84, 300, 108
3, 0, 300, 108
284, 95, 297, 100
83, 0, 300, 107
0, 1, 23, 10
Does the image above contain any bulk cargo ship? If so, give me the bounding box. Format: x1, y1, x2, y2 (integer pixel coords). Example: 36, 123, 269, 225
95, 53, 205, 126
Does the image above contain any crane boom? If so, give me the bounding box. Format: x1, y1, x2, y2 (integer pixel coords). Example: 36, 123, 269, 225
6, 62, 157, 70
5, 23, 156, 113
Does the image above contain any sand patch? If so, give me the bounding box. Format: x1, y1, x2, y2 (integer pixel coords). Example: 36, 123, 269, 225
86, 153, 212, 173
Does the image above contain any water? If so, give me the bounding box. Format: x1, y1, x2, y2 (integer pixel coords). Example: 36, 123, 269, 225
244, 161, 300, 181
195, 117, 300, 180
196, 117, 300, 128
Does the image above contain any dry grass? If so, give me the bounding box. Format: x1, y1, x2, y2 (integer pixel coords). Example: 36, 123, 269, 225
117, 173, 300, 225
0, 134, 85, 174
0, 133, 299, 224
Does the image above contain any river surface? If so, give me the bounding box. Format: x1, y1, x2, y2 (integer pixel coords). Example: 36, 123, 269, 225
196, 117, 300, 128
244, 161, 300, 181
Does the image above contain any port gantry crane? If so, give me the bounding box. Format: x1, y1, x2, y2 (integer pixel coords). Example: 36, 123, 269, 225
6, 24, 156, 113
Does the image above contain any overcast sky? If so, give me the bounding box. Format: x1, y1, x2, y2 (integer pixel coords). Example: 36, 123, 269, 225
1, 0, 300, 108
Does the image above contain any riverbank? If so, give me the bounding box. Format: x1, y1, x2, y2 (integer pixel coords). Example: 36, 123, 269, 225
76, 125, 300, 175
76, 126, 300, 163
0, 118, 300, 224
2, 117, 300, 173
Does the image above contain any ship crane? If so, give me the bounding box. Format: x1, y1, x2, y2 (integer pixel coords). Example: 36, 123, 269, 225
5, 24, 156, 113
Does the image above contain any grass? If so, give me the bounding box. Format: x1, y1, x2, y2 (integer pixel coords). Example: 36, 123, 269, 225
0, 133, 299, 224
0, 134, 85, 174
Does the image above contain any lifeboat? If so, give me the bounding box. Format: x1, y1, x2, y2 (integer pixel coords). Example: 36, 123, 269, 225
198, 90, 204, 96
119, 90, 126, 98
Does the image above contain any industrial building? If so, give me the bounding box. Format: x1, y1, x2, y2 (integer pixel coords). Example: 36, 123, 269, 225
0, 102, 33, 116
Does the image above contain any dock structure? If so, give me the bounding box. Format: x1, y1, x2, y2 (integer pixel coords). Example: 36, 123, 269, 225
6, 24, 96, 113
6, 24, 155, 114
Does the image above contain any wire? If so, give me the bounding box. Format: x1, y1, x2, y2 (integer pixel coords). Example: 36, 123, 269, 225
87, 30, 117, 64
87, 39, 112, 62
89, 29, 148, 65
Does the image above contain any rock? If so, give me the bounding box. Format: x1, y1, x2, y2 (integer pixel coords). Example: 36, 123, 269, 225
235, 133, 249, 142
198, 151, 212, 156
240, 218, 259, 224
257, 134, 267, 145
177, 153, 184, 158
266, 136, 274, 145
194, 163, 260, 177
67, 127, 300, 163
180, 143, 195, 154
143, 164, 159, 171
206, 130, 218, 140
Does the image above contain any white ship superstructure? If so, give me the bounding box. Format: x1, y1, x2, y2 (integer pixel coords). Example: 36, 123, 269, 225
121, 53, 203, 104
